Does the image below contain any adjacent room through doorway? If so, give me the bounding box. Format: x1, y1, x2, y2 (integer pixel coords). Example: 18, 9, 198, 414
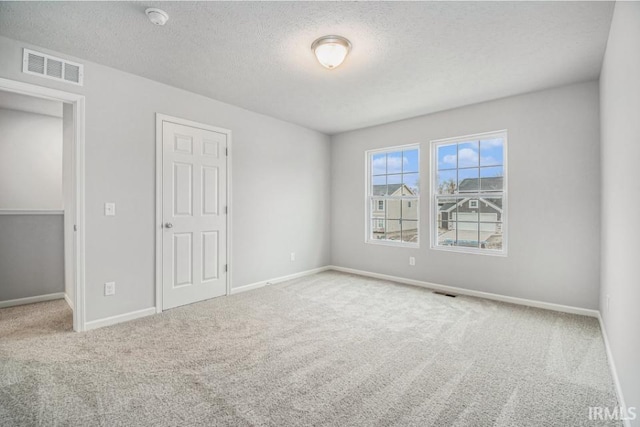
0, 89, 75, 331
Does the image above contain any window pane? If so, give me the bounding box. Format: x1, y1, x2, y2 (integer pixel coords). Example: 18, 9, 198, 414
387, 152, 403, 174
480, 166, 504, 191
372, 153, 386, 175
386, 199, 401, 220
455, 210, 478, 223
372, 176, 386, 196
386, 220, 401, 241
480, 138, 504, 166
371, 219, 386, 240
371, 199, 386, 215
402, 173, 419, 195
437, 197, 457, 225
403, 149, 419, 173
436, 220, 453, 246
458, 141, 479, 168
458, 168, 479, 192
480, 197, 503, 222
402, 220, 418, 243
437, 144, 457, 170
437, 170, 457, 195
482, 224, 503, 250
387, 174, 402, 195
455, 222, 479, 248
402, 199, 418, 220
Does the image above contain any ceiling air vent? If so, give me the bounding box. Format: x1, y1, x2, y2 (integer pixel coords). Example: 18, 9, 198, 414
22, 49, 83, 86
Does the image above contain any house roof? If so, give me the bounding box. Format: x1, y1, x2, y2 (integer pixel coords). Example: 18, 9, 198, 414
458, 177, 503, 192
439, 197, 503, 213
372, 184, 415, 196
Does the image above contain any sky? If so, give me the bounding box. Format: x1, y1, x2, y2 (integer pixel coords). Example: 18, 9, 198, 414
371, 138, 504, 195
372, 148, 420, 193
438, 138, 504, 169
437, 138, 504, 191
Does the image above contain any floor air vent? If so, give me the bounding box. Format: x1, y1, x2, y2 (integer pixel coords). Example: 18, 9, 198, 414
22, 49, 83, 86
433, 291, 457, 298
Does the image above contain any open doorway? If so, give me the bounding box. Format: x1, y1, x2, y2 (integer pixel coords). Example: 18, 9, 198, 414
0, 78, 85, 331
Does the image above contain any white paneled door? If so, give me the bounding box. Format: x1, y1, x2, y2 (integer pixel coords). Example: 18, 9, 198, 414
162, 120, 227, 310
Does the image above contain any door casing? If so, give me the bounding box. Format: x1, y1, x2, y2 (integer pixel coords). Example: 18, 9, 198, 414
155, 113, 232, 312
0, 77, 87, 332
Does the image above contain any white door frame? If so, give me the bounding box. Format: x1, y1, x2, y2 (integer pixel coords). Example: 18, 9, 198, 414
155, 113, 232, 313
0, 77, 87, 332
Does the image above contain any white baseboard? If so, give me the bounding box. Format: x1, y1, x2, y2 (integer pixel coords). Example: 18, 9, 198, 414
0, 292, 65, 309
598, 313, 632, 427
84, 307, 156, 331
64, 293, 74, 310
230, 266, 331, 295
327, 265, 599, 318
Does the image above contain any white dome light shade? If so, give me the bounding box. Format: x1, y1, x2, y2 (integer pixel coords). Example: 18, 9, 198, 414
311, 36, 351, 69
145, 8, 169, 26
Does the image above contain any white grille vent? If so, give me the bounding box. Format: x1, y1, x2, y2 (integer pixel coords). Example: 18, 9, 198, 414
22, 49, 83, 86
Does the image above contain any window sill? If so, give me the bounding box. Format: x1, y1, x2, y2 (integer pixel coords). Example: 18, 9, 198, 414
366, 239, 419, 249
430, 245, 507, 257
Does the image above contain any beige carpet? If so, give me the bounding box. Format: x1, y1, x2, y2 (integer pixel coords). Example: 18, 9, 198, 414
0, 271, 620, 426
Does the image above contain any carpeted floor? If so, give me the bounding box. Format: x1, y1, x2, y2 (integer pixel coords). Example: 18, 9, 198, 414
0, 271, 620, 426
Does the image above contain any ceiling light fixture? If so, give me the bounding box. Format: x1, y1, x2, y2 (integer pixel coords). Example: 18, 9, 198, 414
145, 8, 169, 26
311, 35, 351, 70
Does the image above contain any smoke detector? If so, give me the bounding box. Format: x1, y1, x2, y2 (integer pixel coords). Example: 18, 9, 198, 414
145, 8, 169, 26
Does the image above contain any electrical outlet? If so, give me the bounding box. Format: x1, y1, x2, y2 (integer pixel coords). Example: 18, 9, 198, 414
104, 281, 116, 296
290, 252, 296, 262
409, 256, 416, 266
105, 202, 116, 216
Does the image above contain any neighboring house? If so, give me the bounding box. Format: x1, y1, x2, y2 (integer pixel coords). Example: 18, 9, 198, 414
372, 184, 418, 239
437, 177, 503, 248
458, 176, 503, 192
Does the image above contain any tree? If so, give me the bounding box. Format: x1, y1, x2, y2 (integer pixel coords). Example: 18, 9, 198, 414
438, 179, 457, 195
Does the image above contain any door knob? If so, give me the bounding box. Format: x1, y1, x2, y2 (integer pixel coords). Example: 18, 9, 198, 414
164, 222, 173, 229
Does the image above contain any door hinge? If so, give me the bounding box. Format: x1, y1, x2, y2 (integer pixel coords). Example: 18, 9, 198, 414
73, 224, 77, 232
224, 206, 228, 214
225, 147, 228, 156
224, 264, 228, 273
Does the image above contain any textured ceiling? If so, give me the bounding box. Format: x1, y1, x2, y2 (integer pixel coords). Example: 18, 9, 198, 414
0, 1, 614, 134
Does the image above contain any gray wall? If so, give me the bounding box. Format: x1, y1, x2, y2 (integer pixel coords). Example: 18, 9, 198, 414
0, 214, 64, 301
0, 35, 331, 322
331, 81, 601, 309
0, 108, 63, 209
599, 1, 640, 418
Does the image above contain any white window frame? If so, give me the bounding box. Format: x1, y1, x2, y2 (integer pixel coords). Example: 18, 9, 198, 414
469, 200, 478, 209
430, 130, 508, 256
365, 144, 420, 248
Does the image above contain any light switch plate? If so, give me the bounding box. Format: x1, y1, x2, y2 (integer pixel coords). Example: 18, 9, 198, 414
105, 202, 116, 216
